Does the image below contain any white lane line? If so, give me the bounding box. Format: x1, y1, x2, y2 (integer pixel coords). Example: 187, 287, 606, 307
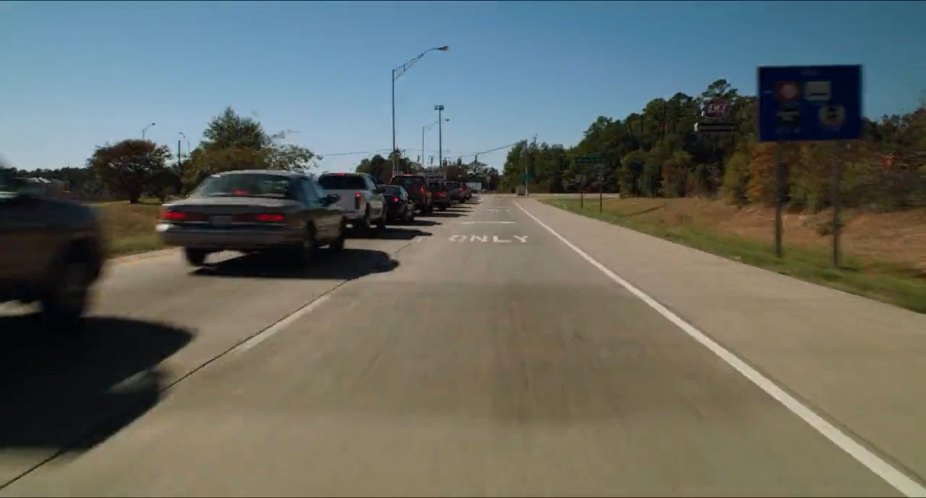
460, 221, 516, 225
513, 200, 926, 497
231, 294, 332, 355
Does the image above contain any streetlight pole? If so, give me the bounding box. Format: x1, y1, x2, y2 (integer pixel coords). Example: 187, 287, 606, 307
142, 122, 156, 140
391, 45, 449, 178
179, 131, 190, 155
434, 105, 445, 170
422, 118, 448, 173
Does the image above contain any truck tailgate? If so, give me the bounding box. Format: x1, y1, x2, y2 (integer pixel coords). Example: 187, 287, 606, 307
325, 189, 361, 214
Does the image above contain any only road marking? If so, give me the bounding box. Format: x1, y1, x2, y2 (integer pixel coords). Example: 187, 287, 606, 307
448, 235, 529, 244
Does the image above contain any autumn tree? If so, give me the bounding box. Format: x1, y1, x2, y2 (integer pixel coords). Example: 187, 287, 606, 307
88, 139, 171, 203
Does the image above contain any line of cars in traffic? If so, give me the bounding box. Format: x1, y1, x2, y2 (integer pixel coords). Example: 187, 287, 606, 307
156, 170, 474, 267
0, 167, 474, 332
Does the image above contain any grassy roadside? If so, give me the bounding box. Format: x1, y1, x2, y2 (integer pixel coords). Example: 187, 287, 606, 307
542, 197, 926, 314
93, 201, 165, 258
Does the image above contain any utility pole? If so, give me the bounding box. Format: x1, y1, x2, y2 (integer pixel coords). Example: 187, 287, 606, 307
391, 46, 449, 179
177, 140, 182, 169
435, 105, 444, 171
391, 69, 396, 176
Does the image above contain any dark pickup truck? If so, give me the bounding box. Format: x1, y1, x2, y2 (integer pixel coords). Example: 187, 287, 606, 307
0, 169, 105, 330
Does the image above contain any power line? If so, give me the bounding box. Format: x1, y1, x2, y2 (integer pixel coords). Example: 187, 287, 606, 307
454, 139, 528, 159
316, 149, 392, 159
317, 138, 528, 162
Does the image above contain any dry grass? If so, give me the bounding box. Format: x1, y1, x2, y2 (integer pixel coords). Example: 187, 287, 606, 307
92, 200, 164, 258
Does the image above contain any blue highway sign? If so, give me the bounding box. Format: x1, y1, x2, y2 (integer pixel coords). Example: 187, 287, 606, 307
758, 65, 862, 142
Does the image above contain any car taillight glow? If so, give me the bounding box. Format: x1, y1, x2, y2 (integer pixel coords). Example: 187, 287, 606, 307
419, 186, 426, 194
392, 196, 399, 203
354, 191, 361, 209
255, 213, 285, 223
161, 209, 205, 222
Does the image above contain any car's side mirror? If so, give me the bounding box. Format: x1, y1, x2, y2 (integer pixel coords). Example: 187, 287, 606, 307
325, 193, 340, 205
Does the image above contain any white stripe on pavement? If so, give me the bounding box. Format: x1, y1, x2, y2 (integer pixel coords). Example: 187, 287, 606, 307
513, 200, 926, 498
459, 221, 516, 225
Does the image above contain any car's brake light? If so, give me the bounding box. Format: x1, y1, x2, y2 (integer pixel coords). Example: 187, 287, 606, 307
255, 213, 285, 223
419, 186, 426, 194
354, 191, 361, 209
161, 209, 205, 222
392, 196, 399, 203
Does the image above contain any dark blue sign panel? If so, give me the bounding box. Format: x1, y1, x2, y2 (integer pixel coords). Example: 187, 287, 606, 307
758, 65, 862, 142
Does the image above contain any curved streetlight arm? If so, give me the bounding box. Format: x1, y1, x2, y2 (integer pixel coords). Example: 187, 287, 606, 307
393, 46, 449, 81
423, 118, 449, 133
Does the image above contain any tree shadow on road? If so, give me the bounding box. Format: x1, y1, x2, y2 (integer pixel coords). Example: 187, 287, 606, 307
373, 227, 433, 241
421, 210, 464, 218
0, 314, 192, 482
404, 219, 441, 227
191, 248, 400, 280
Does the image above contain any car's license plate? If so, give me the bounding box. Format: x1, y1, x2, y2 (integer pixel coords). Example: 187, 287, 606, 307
211, 215, 233, 226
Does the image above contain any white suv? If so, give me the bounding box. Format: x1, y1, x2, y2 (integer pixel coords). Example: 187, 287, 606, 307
317, 173, 386, 233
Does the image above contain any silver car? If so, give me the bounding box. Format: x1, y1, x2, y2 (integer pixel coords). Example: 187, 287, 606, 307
157, 170, 346, 266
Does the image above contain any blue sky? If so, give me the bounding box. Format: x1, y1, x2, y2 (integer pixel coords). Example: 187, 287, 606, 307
2, 1, 924, 172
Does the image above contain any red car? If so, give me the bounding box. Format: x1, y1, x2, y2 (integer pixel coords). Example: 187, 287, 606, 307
389, 174, 433, 214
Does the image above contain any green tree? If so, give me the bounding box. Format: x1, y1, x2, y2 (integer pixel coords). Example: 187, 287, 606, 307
184, 108, 315, 191
201, 107, 269, 151
88, 139, 171, 203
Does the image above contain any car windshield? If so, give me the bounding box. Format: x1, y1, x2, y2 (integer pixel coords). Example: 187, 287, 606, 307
318, 175, 367, 190
192, 174, 296, 199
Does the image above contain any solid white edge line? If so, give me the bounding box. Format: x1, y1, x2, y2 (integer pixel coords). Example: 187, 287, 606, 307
513, 200, 926, 498
232, 294, 332, 354
460, 221, 517, 225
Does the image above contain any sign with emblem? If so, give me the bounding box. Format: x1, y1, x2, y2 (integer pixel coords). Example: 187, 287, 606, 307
702, 99, 731, 120
758, 65, 861, 142
696, 98, 735, 136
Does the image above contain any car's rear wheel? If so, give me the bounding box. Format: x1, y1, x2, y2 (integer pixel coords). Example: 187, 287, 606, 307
357, 208, 371, 234
184, 248, 208, 266
289, 225, 318, 265
42, 258, 91, 334
330, 219, 347, 251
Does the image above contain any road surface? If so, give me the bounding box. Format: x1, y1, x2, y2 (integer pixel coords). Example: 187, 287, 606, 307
2, 195, 924, 496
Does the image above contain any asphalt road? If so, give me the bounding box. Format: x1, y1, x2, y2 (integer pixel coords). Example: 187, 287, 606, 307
0, 195, 922, 496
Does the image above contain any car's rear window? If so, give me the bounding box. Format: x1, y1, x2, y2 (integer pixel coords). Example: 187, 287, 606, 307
392, 176, 424, 188
383, 185, 403, 195
193, 174, 296, 199
318, 175, 367, 190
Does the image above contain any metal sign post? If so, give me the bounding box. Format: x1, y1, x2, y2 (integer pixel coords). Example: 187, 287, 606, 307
758, 65, 862, 265
832, 142, 847, 268
597, 166, 605, 213
774, 145, 787, 258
